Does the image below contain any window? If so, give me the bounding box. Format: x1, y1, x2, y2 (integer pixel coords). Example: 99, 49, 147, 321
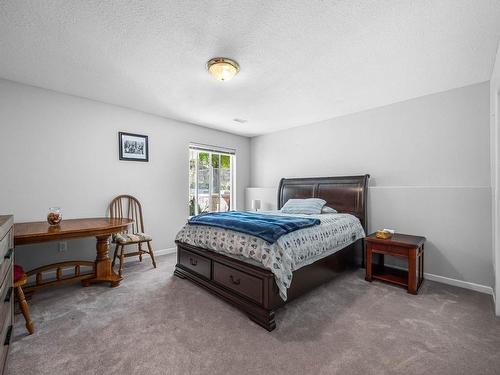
189, 144, 235, 216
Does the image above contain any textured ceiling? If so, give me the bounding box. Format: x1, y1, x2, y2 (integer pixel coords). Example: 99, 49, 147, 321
1, 1, 500, 137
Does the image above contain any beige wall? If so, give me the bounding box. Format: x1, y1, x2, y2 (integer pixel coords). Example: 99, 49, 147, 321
0, 79, 251, 270
249, 82, 493, 289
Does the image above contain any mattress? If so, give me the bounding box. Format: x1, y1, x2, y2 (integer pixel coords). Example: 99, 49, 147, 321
175, 211, 365, 300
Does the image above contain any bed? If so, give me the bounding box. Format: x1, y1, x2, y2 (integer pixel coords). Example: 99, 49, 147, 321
174, 175, 370, 331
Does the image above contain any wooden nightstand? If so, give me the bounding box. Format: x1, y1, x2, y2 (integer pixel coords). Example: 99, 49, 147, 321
365, 233, 426, 294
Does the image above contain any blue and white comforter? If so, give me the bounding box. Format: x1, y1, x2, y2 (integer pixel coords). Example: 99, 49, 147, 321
175, 212, 365, 301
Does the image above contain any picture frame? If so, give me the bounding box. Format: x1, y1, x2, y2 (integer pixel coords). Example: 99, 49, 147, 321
119, 132, 149, 162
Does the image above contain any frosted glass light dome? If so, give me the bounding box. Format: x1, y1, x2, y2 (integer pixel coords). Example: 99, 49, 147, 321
207, 58, 240, 81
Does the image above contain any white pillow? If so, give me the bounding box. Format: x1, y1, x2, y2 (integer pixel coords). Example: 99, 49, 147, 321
280, 198, 326, 214
321, 206, 338, 214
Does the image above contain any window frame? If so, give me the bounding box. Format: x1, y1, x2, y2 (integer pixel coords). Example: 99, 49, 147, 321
189, 144, 236, 216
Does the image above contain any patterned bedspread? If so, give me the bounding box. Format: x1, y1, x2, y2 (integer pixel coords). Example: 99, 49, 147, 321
175, 212, 365, 301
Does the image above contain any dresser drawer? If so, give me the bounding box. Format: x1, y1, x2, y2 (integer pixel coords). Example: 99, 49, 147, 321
178, 248, 211, 279
0, 313, 12, 375
0, 231, 11, 264
0, 217, 12, 375
0, 264, 12, 336
213, 262, 263, 304
0, 232, 12, 293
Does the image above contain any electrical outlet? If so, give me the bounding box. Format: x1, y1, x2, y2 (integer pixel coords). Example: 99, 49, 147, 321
58, 241, 68, 252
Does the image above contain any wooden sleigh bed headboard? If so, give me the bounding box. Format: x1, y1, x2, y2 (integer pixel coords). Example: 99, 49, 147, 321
277, 175, 370, 232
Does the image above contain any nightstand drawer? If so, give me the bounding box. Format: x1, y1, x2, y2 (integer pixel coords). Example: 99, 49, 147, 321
368, 242, 408, 256
368, 243, 388, 252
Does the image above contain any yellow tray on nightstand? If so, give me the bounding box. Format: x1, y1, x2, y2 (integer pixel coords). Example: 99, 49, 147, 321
375, 230, 393, 239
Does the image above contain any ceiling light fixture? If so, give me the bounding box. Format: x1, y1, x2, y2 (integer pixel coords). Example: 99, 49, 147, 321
207, 57, 240, 81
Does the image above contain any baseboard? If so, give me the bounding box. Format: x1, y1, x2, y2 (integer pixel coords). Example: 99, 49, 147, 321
143, 250, 495, 295
155, 249, 493, 295
494, 293, 500, 316
155, 247, 177, 256
30, 248, 178, 281
28, 247, 494, 297
384, 264, 493, 295
122, 247, 176, 263
423, 273, 493, 295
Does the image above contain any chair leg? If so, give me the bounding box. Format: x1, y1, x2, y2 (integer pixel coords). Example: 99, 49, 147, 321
112, 244, 119, 269
15, 286, 34, 335
138, 243, 143, 262
147, 241, 157, 268
119, 245, 125, 277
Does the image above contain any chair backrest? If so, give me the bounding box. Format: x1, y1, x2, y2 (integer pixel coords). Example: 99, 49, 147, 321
109, 195, 145, 234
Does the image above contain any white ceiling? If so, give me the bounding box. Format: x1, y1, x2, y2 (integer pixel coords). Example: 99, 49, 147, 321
1, 1, 500, 137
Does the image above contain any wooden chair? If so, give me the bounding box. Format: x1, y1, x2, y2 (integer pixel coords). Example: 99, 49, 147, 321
14, 265, 34, 334
109, 195, 156, 276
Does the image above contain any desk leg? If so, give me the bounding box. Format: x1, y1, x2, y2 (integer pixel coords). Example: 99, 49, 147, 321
82, 234, 123, 287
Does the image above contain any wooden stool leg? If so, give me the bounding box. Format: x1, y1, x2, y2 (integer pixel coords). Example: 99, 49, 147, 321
147, 241, 157, 268
138, 243, 143, 262
16, 286, 34, 335
119, 245, 125, 277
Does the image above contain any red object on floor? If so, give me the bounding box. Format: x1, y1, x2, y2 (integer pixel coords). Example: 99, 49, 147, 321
14, 264, 24, 282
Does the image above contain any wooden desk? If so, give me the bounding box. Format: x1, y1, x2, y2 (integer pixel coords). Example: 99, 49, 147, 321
14, 218, 133, 291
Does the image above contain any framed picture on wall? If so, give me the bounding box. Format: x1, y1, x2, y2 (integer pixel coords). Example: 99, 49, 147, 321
119, 132, 149, 162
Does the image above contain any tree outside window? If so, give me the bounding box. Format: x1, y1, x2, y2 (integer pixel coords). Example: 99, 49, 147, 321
189, 147, 234, 216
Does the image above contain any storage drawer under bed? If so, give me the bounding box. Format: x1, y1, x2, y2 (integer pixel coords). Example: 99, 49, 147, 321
178, 248, 212, 279
213, 262, 263, 304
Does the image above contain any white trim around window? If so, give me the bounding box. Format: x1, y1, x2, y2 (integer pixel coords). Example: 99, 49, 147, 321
188, 144, 236, 216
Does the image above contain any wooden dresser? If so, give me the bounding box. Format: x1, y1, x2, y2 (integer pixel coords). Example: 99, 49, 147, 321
0, 216, 13, 375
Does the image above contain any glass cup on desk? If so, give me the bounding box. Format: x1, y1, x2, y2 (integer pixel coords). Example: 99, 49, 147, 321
47, 207, 62, 226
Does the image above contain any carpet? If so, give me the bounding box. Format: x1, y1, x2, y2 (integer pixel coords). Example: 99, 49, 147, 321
7, 253, 500, 375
